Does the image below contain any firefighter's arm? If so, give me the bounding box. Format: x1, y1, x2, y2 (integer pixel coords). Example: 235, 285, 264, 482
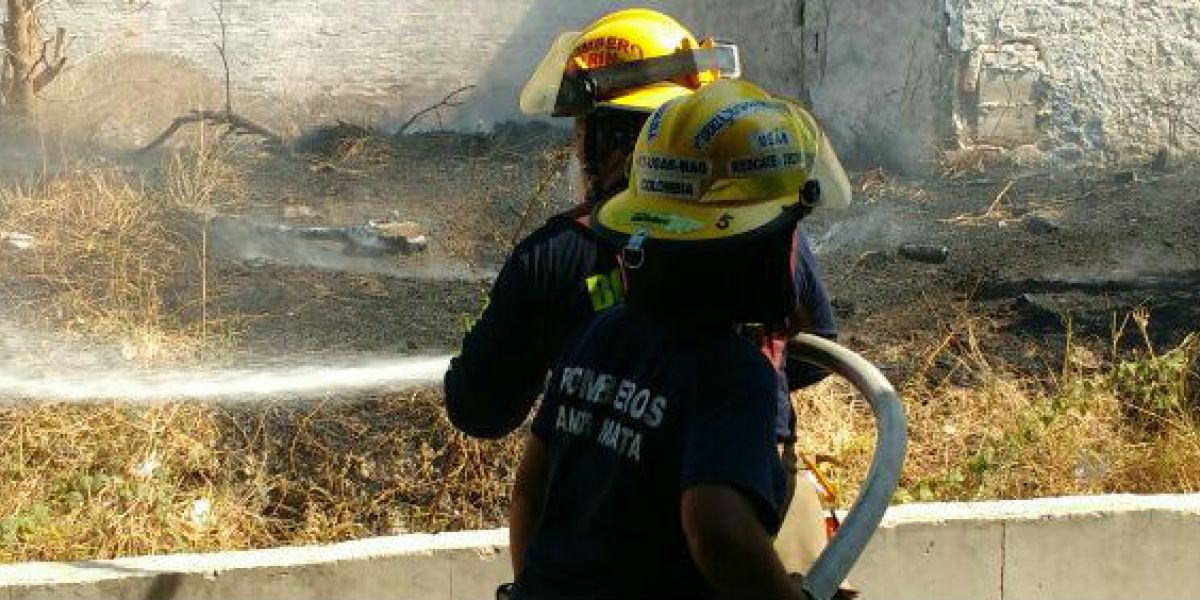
784, 233, 838, 390
683, 485, 807, 600
509, 433, 549, 575
444, 250, 547, 439
682, 356, 804, 600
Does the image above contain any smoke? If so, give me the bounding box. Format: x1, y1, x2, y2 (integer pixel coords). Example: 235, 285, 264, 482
807, 205, 917, 257
208, 217, 499, 280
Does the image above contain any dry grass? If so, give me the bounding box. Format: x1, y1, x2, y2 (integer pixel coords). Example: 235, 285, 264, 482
937, 146, 1008, 180
795, 311, 1200, 505
3, 140, 1197, 562
0, 149, 242, 363
0, 391, 521, 562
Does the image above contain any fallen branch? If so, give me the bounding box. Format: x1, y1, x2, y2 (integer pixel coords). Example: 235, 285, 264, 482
394, 84, 475, 135
983, 179, 1014, 216
133, 110, 283, 155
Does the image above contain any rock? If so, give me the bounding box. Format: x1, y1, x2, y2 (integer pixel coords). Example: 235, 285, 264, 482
898, 244, 949, 264
856, 250, 890, 268
1111, 170, 1138, 184
1022, 212, 1062, 234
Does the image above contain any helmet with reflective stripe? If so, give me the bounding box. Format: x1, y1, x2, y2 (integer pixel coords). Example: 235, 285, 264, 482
520, 9, 718, 116
595, 79, 851, 244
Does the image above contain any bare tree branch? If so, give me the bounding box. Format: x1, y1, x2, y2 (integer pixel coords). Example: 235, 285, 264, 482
395, 84, 475, 135
133, 109, 282, 155
28, 28, 62, 90
2, 1, 66, 113
212, 0, 231, 114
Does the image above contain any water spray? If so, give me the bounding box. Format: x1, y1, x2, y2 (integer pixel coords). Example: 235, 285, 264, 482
0, 355, 454, 403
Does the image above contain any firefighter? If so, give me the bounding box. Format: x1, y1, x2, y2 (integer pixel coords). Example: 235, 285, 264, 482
442, 8, 854, 594
444, 7, 728, 438
508, 79, 844, 600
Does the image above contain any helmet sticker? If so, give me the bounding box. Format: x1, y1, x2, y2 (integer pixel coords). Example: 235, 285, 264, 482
727, 151, 806, 175
646, 97, 684, 142
693, 100, 790, 150
636, 154, 711, 177
629, 211, 703, 234
751, 129, 793, 151
573, 36, 646, 68
638, 177, 699, 200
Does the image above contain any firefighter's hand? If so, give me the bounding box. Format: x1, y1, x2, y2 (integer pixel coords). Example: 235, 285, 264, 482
495, 582, 514, 600
788, 573, 861, 600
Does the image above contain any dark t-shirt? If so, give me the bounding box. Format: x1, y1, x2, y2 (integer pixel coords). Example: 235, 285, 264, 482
444, 209, 836, 441
514, 306, 786, 600
445, 211, 623, 438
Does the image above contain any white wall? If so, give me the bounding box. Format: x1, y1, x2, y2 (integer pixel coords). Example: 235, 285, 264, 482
3, 494, 1199, 600
42, 1, 810, 134
42, 0, 1200, 166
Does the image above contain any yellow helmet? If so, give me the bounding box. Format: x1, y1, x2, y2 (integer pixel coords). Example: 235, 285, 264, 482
520, 9, 721, 116
596, 79, 852, 243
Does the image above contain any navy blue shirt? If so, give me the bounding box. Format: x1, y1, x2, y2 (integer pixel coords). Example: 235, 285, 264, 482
514, 306, 787, 600
445, 211, 623, 438
444, 209, 836, 441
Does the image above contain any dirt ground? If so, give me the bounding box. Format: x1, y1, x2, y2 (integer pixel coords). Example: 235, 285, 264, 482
5, 124, 1196, 378
196, 132, 1200, 380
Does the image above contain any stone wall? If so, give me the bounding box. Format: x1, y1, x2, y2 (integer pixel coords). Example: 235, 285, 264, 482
947, 0, 1200, 165
798, 0, 953, 171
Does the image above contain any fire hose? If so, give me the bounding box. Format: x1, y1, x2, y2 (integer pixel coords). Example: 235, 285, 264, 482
789, 334, 907, 600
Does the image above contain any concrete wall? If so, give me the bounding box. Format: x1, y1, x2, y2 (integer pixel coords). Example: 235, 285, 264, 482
947, 0, 1200, 165
2, 494, 1199, 600
41, 1, 1200, 166
798, 0, 952, 171
43, 1, 805, 134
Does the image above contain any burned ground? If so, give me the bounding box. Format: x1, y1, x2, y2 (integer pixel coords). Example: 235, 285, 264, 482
0, 125, 1197, 560
192, 132, 1200, 381
4, 124, 1195, 404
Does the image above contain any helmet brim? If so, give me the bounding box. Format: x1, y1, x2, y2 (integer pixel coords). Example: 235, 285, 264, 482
810, 130, 852, 210
595, 183, 800, 243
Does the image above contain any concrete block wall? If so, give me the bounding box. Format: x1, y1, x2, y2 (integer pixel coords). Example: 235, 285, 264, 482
2, 494, 1199, 600
948, 0, 1200, 165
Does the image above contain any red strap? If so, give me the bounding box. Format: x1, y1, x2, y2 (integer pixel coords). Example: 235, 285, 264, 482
759, 333, 787, 370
